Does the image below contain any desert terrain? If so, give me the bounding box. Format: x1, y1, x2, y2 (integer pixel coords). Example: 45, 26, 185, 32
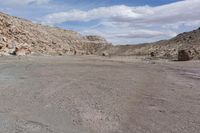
1, 9, 200, 133
0, 56, 200, 133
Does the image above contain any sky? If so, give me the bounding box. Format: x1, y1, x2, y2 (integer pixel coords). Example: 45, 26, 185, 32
0, 0, 200, 45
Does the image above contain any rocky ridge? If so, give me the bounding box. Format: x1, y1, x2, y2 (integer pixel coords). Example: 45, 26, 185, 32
0, 12, 110, 56
99, 28, 200, 60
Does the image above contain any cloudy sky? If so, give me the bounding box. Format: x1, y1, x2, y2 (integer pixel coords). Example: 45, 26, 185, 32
0, 0, 200, 44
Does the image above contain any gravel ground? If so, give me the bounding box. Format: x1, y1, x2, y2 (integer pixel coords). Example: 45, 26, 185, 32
0, 56, 200, 133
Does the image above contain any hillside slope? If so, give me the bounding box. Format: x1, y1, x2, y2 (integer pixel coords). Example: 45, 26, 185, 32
0, 12, 110, 56
100, 28, 200, 60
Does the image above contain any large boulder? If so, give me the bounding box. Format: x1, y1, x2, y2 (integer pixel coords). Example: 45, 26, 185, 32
102, 52, 110, 57
16, 48, 31, 56
178, 50, 191, 61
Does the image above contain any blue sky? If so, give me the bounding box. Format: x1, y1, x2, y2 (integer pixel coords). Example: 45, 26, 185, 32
0, 0, 200, 44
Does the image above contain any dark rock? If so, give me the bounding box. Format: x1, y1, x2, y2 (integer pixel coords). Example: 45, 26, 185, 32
102, 52, 109, 57
9, 47, 17, 55
150, 52, 155, 57
178, 50, 191, 61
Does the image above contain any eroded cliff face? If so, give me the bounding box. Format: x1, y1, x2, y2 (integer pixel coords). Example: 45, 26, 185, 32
0, 12, 110, 56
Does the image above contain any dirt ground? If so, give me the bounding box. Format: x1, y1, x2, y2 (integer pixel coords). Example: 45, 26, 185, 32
0, 56, 200, 133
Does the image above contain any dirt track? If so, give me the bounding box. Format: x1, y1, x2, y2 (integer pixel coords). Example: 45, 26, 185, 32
0, 56, 200, 133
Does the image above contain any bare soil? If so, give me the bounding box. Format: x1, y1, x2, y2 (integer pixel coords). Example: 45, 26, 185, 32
0, 56, 200, 133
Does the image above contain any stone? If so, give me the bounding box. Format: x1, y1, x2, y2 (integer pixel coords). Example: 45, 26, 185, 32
150, 52, 155, 57
102, 52, 109, 57
16, 49, 27, 56
178, 50, 191, 61
0, 44, 3, 49
7, 42, 16, 49
2, 37, 7, 42
8, 47, 17, 55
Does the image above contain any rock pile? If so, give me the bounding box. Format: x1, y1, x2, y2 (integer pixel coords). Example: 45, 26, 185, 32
0, 12, 110, 56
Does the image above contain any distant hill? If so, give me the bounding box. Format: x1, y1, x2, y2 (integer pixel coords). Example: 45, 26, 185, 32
0, 12, 110, 56
99, 28, 200, 60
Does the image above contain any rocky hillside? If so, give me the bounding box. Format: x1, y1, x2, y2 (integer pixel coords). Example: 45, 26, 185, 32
1, 12, 199, 60
100, 28, 200, 60
0, 12, 110, 56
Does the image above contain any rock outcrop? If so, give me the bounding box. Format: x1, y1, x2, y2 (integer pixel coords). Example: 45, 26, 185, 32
0, 12, 110, 56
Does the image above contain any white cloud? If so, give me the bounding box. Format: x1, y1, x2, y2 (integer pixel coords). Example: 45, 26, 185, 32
42, 0, 200, 44
43, 5, 142, 25
44, 0, 200, 24
0, 0, 50, 5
